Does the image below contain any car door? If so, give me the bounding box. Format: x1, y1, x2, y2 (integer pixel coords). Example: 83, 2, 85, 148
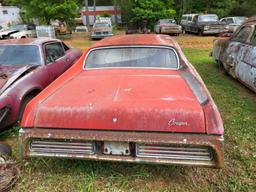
236, 26, 256, 92
221, 25, 254, 78
43, 41, 70, 82
186, 16, 193, 32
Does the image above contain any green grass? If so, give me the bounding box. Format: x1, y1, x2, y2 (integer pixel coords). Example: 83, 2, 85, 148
4, 48, 256, 191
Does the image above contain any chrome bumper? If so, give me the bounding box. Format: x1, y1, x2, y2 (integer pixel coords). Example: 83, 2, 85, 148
19, 128, 224, 168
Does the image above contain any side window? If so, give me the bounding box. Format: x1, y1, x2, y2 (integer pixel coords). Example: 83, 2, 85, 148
192, 16, 197, 22
45, 42, 65, 64
227, 18, 234, 24
62, 42, 70, 52
233, 26, 253, 43
250, 28, 256, 45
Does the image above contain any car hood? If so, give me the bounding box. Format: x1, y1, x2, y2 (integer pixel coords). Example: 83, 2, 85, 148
0, 29, 19, 36
0, 64, 37, 94
30, 71, 206, 133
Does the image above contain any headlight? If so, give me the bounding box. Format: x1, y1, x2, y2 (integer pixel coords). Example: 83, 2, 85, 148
178, 26, 182, 30
225, 26, 229, 30
204, 26, 210, 30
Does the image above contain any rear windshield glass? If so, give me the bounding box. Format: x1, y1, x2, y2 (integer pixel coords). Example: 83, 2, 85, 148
0, 45, 41, 65
84, 47, 179, 69
198, 15, 218, 22
160, 19, 176, 24
234, 17, 247, 24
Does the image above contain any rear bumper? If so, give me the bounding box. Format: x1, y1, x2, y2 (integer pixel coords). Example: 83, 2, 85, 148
19, 128, 224, 168
203, 29, 228, 35
161, 29, 182, 34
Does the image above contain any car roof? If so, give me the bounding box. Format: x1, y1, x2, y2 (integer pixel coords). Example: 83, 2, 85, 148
0, 37, 61, 45
91, 34, 177, 48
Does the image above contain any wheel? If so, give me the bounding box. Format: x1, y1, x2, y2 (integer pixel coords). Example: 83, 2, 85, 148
0, 143, 12, 163
17, 95, 35, 123
182, 27, 186, 34
217, 59, 224, 71
198, 30, 203, 36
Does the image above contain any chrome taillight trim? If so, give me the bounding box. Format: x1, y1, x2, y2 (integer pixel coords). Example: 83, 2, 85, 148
29, 139, 95, 155
136, 144, 213, 161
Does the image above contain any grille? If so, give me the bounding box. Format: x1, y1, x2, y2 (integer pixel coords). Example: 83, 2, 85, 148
209, 26, 224, 30
29, 139, 95, 155
164, 27, 179, 30
95, 32, 101, 35
136, 144, 213, 161
103, 31, 109, 34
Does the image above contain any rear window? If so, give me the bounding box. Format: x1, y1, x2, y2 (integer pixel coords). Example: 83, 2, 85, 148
84, 47, 179, 69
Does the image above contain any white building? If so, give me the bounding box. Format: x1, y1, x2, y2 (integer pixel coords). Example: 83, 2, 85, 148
0, 4, 21, 29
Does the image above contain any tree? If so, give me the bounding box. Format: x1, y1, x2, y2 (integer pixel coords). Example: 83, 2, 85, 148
119, 0, 176, 29
8, 0, 80, 24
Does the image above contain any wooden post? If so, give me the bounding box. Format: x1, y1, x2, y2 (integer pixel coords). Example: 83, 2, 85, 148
93, 0, 96, 23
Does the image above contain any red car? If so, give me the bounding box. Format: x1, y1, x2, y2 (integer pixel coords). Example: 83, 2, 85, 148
20, 35, 224, 168
0, 38, 82, 130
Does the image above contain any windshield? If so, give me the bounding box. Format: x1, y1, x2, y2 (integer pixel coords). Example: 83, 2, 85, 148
0, 45, 41, 65
198, 15, 218, 22
160, 19, 176, 24
9, 25, 26, 31
94, 23, 111, 28
84, 47, 179, 69
234, 17, 247, 24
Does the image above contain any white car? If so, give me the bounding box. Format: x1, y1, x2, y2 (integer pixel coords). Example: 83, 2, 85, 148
74, 25, 88, 33
220, 17, 248, 33
9, 24, 37, 39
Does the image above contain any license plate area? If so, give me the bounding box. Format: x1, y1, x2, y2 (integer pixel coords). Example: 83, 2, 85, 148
103, 142, 130, 156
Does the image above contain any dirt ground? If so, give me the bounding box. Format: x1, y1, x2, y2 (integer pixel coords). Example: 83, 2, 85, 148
64, 33, 219, 51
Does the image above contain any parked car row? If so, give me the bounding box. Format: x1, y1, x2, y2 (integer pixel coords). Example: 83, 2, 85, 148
153, 14, 247, 36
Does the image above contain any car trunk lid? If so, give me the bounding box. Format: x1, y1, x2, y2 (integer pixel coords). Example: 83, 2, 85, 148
33, 72, 206, 133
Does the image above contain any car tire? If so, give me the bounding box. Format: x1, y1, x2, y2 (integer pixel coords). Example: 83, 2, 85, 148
182, 28, 186, 34
198, 30, 203, 36
0, 143, 12, 163
217, 59, 224, 70
17, 95, 35, 123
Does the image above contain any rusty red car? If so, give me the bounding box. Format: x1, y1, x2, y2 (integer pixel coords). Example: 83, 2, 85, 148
0, 38, 82, 130
212, 17, 256, 93
20, 34, 224, 168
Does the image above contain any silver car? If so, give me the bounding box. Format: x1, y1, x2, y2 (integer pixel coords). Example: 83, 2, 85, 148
212, 17, 256, 93
220, 17, 248, 33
